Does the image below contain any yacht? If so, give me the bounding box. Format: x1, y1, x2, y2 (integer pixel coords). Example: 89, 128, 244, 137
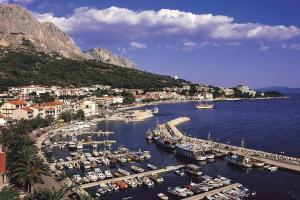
104, 170, 113, 178
76, 142, 83, 150
167, 187, 188, 197
175, 143, 206, 161
143, 151, 151, 159
118, 168, 131, 176
82, 161, 91, 171
94, 168, 105, 180
227, 155, 252, 168
85, 171, 98, 182
185, 164, 202, 176
67, 141, 77, 150
158, 193, 168, 200
156, 137, 176, 149
72, 174, 82, 183
142, 176, 154, 187
150, 173, 164, 183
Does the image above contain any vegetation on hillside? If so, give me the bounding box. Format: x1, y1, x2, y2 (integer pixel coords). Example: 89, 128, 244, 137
0, 49, 188, 91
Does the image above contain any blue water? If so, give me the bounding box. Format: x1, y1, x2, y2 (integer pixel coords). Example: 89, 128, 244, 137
54, 94, 300, 199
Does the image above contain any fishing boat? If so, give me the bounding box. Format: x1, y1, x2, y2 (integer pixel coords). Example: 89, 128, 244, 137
196, 102, 214, 109
115, 181, 128, 190
174, 169, 185, 176
227, 155, 252, 168
146, 129, 154, 140
142, 176, 154, 187
150, 173, 164, 183
118, 168, 131, 176
104, 170, 113, 178
251, 159, 265, 167
185, 164, 202, 176
156, 137, 176, 149
158, 193, 168, 200
147, 164, 158, 170
175, 143, 206, 161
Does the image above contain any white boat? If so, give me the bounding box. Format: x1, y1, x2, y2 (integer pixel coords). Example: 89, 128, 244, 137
153, 106, 159, 114
174, 169, 185, 176
94, 168, 105, 180
158, 193, 168, 200
167, 187, 188, 197
83, 161, 91, 171
76, 142, 83, 150
196, 103, 214, 109
175, 143, 206, 161
206, 154, 215, 159
143, 151, 151, 159
104, 170, 113, 178
72, 174, 82, 183
142, 176, 154, 187
131, 165, 144, 173
118, 168, 131, 176
147, 164, 158, 170
227, 155, 252, 168
85, 172, 98, 182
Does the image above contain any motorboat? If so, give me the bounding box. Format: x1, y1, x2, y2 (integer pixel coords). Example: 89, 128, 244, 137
104, 170, 113, 178
167, 187, 188, 197
227, 155, 252, 168
185, 164, 202, 176
147, 164, 158, 170
85, 171, 98, 182
72, 174, 82, 183
150, 173, 164, 183
158, 193, 168, 200
142, 176, 154, 187
130, 165, 145, 173
174, 169, 185, 176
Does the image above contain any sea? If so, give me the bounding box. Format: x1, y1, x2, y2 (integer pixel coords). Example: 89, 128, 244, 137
51, 94, 300, 200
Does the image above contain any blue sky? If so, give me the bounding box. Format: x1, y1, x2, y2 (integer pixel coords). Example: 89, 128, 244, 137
3, 0, 300, 88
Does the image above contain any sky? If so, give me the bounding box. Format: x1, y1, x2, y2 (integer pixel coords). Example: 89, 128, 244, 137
2, 0, 300, 88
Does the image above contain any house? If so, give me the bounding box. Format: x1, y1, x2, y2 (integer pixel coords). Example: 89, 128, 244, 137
204, 93, 214, 100
39, 101, 65, 119
12, 107, 39, 120
237, 85, 250, 93
81, 100, 97, 117
222, 88, 235, 96
0, 100, 29, 118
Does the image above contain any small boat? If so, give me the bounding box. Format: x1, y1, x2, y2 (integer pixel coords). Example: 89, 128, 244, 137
146, 129, 154, 140
82, 161, 91, 172
185, 164, 202, 176
104, 170, 113, 178
206, 154, 215, 159
143, 151, 151, 159
142, 176, 154, 187
117, 157, 127, 164
147, 164, 158, 170
115, 181, 128, 190
118, 168, 131, 176
76, 142, 83, 150
153, 106, 159, 114
85, 171, 98, 182
196, 102, 214, 109
130, 165, 145, 173
82, 176, 90, 183
72, 174, 82, 183
150, 173, 164, 183
107, 182, 119, 191
158, 193, 168, 200
174, 169, 185, 176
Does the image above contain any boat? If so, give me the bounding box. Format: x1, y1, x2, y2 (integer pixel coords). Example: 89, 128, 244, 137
142, 176, 154, 187
227, 155, 252, 168
146, 129, 154, 140
196, 102, 214, 109
104, 170, 113, 178
117, 157, 127, 164
251, 159, 265, 167
76, 142, 83, 150
118, 168, 131, 176
115, 181, 128, 190
153, 106, 159, 114
130, 165, 145, 173
167, 187, 188, 197
156, 137, 176, 149
147, 164, 158, 170
82, 176, 90, 183
85, 171, 98, 182
143, 151, 151, 159
72, 174, 82, 183
158, 193, 168, 200
94, 168, 105, 180
175, 143, 206, 161
67, 141, 77, 150
107, 182, 119, 191
82, 161, 91, 171
150, 173, 164, 183
185, 164, 202, 176
174, 169, 185, 176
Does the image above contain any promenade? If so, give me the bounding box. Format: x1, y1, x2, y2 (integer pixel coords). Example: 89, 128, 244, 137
163, 117, 300, 173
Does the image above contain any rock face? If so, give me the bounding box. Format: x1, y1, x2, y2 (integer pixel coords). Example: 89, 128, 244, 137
85, 48, 138, 69
0, 3, 138, 68
0, 3, 86, 59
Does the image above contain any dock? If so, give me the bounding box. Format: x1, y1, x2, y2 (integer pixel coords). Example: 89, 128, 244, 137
162, 117, 300, 173
80, 165, 185, 189
182, 183, 242, 200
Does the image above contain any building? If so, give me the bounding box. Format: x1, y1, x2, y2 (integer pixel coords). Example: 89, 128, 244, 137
237, 85, 250, 93
39, 101, 65, 119
12, 107, 38, 120
204, 93, 214, 100
222, 88, 235, 96
0, 100, 29, 118
0, 114, 7, 126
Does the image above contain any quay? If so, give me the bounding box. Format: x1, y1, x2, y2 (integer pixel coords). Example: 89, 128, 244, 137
163, 117, 300, 173
182, 183, 242, 200
79, 165, 185, 189
51, 140, 116, 147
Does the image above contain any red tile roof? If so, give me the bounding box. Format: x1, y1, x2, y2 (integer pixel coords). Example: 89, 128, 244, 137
0, 114, 6, 119
9, 100, 28, 106
21, 107, 34, 112
40, 101, 64, 107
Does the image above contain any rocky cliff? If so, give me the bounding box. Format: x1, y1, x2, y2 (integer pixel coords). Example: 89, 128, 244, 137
85, 48, 138, 69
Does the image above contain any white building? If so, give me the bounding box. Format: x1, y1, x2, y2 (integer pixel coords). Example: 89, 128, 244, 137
204, 93, 214, 100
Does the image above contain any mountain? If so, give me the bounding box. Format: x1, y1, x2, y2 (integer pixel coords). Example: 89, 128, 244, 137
85, 48, 138, 69
257, 86, 300, 94
0, 48, 187, 90
0, 3, 138, 68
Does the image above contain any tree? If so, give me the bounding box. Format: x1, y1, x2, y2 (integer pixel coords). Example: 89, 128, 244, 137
59, 111, 75, 122
189, 84, 198, 96
10, 147, 49, 193
0, 187, 19, 200
76, 109, 85, 121
28, 187, 67, 200
122, 91, 135, 104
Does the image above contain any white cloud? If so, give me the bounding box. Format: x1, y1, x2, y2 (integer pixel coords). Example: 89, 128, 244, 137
258, 42, 269, 51
129, 42, 147, 50
34, 6, 300, 47
281, 42, 300, 50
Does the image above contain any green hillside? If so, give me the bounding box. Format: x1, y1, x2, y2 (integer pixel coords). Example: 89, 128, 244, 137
0, 48, 188, 91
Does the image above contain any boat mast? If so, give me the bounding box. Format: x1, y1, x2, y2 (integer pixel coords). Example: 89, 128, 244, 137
241, 137, 245, 148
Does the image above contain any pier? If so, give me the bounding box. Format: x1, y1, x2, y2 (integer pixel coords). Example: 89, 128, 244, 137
79, 165, 185, 189
162, 117, 300, 173
51, 140, 116, 147
182, 183, 242, 200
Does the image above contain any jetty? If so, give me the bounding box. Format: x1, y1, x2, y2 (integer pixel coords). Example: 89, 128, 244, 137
183, 183, 242, 200
162, 117, 300, 173
79, 165, 184, 189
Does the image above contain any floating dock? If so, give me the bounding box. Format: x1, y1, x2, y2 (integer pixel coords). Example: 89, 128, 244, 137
182, 183, 242, 200
162, 117, 300, 173
80, 165, 185, 189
